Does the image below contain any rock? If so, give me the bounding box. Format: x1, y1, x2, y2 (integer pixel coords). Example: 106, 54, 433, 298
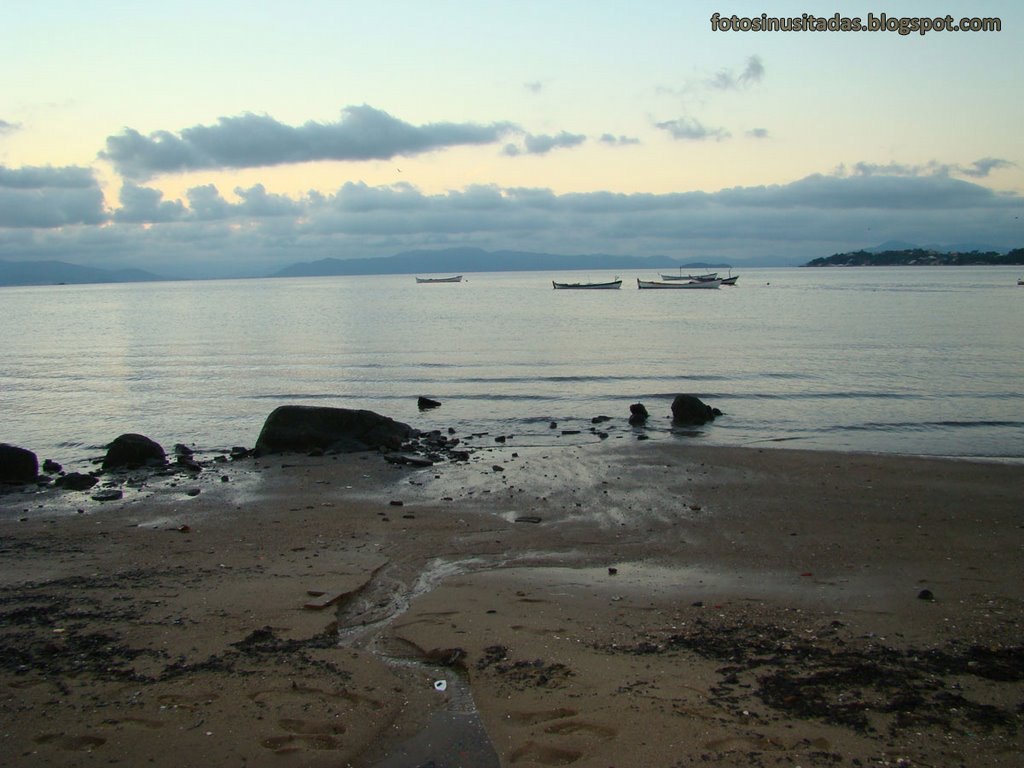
54, 472, 99, 491
670, 394, 720, 425
384, 453, 434, 467
591, 415, 611, 424
42, 459, 63, 474
102, 433, 167, 470
176, 456, 202, 472
917, 589, 935, 601
628, 402, 649, 425
0, 444, 38, 484
418, 396, 442, 410
91, 488, 124, 502
255, 405, 414, 454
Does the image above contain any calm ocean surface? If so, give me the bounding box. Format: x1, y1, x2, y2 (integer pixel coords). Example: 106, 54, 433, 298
2, 267, 1022, 469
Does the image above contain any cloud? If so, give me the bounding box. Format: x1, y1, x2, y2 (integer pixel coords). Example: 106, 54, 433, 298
746, 128, 770, 139
954, 157, 1013, 178
100, 105, 519, 179
838, 157, 1015, 180
655, 117, 730, 141
0, 165, 98, 189
0, 164, 107, 228
599, 133, 641, 146
707, 55, 765, 90
0, 119, 19, 135
3, 170, 1020, 277
524, 81, 544, 93
114, 183, 187, 223
503, 131, 586, 156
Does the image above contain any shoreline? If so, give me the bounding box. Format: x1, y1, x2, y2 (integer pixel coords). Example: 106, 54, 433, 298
2, 441, 1022, 766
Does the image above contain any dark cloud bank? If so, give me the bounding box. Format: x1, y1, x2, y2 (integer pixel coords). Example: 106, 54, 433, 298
1, 164, 1020, 279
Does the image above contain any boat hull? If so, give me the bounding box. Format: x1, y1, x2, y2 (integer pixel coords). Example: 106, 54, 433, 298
552, 280, 622, 289
637, 278, 722, 289
416, 275, 463, 283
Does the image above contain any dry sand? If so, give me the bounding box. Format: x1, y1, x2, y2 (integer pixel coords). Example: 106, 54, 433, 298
1, 439, 1022, 767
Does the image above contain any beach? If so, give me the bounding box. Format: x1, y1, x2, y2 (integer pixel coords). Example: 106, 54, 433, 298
1, 440, 1022, 767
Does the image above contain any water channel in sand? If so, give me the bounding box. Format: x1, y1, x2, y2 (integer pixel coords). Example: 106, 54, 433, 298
332, 555, 506, 767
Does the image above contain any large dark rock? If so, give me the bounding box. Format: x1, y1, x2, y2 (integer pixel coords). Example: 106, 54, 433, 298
255, 405, 415, 454
670, 394, 721, 425
628, 402, 649, 425
0, 443, 38, 484
102, 433, 167, 470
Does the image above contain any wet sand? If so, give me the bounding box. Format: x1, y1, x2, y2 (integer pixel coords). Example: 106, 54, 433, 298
1, 440, 1022, 767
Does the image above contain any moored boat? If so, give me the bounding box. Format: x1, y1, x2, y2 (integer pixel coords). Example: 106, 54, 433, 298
415, 275, 463, 283
637, 278, 722, 289
660, 271, 719, 281
552, 278, 622, 289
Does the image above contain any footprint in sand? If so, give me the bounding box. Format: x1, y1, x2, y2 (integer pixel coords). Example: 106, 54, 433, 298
261, 733, 343, 753
278, 717, 346, 735
156, 691, 220, 710
543, 720, 616, 740
33, 734, 106, 752
506, 708, 577, 726
704, 735, 788, 751
102, 717, 164, 730
249, 683, 383, 710
509, 740, 583, 765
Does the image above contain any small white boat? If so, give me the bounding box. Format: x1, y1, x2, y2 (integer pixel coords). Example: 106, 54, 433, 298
638, 278, 722, 289
415, 275, 463, 283
552, 278, 622, 290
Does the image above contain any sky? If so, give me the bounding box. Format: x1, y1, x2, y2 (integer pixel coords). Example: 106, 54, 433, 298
2, 0, 1022, 278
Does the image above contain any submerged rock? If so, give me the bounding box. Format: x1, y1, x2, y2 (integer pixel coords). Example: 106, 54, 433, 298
255, 405, 414, 454
418, 396, 442, 410
628, 402, 649, 425
670, 394, 722, 425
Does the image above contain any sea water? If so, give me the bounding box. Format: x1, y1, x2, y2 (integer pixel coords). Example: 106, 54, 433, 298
2, 266, 1022, 469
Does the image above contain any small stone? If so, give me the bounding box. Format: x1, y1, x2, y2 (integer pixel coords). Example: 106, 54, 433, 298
917, 588, 934, 601
91, 489, 124, 502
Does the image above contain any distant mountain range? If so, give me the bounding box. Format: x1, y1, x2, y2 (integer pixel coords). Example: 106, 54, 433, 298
804, 247, 1024, 267
0, 259, 164, 287
4, 242, 1021, 287
270, 247, 737, 278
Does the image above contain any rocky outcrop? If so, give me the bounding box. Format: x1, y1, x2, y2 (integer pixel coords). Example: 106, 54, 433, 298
255, 405, 415, 454
0, 443, 38, 484
102, 433, 167, 470
670, 395, 722, 425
